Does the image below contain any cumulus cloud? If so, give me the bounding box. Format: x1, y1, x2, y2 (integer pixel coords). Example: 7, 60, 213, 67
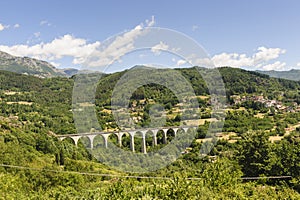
261, 61, 286, 71
297, 63, 300, 67
40, 20, 51, 26
0, 23, 9, 31
212, 53, 253, 67
0, 34, 101, 65
50, 61, 61, 67
146, 16, 155, 27
208, 47, 287, 70
84, 16, 156, 67
85, 26, 143, 67
0, 17, 157, 69
151, 41, 169, 55
177, 59, 187, 66
0, 23, 19, 31
7, 17, 285, 71
253, 47, 286, 64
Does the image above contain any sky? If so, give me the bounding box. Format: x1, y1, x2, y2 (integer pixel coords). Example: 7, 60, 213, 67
0, 0, 300, 72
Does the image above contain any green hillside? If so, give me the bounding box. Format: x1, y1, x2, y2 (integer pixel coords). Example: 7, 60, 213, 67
96, 66, 300, 107
0, 68, 300, 198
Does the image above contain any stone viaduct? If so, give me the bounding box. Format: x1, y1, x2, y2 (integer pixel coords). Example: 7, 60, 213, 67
57, 126, 197, 154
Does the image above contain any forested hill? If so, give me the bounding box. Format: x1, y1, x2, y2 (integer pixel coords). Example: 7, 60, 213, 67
1, 66, 300, 103
95, 67, 300, 107
1, 66, 299, 133
1, 66, 300, 133
218, 67, 300, 97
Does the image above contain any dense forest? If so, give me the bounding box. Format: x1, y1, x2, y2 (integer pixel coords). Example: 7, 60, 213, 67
1, 67, 300, 199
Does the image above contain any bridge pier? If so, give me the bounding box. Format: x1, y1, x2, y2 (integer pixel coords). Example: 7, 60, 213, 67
140, 130, 147, 154
152, 130, 158, 146
162, 129, 168, 144
115, 132, 124, 147
173, 128, 179, 136
128, 131, 135, 152
87, 135, 96, 149
72, 136, 81, 146
183, 127, 189, 133
101, 134, 110, 148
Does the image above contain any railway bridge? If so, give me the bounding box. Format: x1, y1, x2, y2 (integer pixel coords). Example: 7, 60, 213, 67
57, 126, 197, 154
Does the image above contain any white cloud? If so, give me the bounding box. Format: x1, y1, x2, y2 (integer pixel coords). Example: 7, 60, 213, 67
261, 61, 286, 71
297, 63, 300, 67
146, 16, 155, 27
40, 20, 51, 26
34, 32, 41, 38
151, 41, 169, 55
0, 34, 101, 65
207, 47, 287, 70
192, 25, 199, 31
0, 23, 9, 31
0, 23, 20, 31
50, 61, 61, 67
84, 16, 156, 67
85, 26, 143, 67
0, 17, 157, 69
212, 53, 253, 67
253, 47, 286, 64
177, 59, 187, 66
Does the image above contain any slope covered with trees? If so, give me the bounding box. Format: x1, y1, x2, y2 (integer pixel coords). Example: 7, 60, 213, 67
1, 67, 300, 198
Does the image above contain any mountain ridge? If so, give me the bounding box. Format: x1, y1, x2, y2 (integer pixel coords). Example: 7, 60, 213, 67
1, 50, 300, 82
0, 51, 78, 78
257, 69, 300, 81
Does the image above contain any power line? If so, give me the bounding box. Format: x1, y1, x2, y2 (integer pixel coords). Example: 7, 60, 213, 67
241, 176, 292, 180
0, 163, 175, 180
0, 163, 292, 181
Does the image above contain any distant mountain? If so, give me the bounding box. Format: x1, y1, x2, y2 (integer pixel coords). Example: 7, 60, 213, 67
257, 69, 300, 81
0, 51, 78, 78
2, 50, 300, 82
62, 68, 80, 77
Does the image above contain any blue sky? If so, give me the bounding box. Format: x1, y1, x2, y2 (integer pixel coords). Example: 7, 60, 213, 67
0, 0, 299, 71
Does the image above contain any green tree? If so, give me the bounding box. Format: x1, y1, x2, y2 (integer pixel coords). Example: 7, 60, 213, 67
235, 131, 271, 177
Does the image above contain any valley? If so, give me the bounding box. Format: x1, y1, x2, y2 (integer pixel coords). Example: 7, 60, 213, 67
0, 65, 300, 198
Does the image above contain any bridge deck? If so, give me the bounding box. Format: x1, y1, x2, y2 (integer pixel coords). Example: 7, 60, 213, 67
56, 126, 198, 137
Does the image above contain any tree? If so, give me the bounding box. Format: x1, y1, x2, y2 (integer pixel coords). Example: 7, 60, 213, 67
201, 158, 242, 189
235, 131, 271, 177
